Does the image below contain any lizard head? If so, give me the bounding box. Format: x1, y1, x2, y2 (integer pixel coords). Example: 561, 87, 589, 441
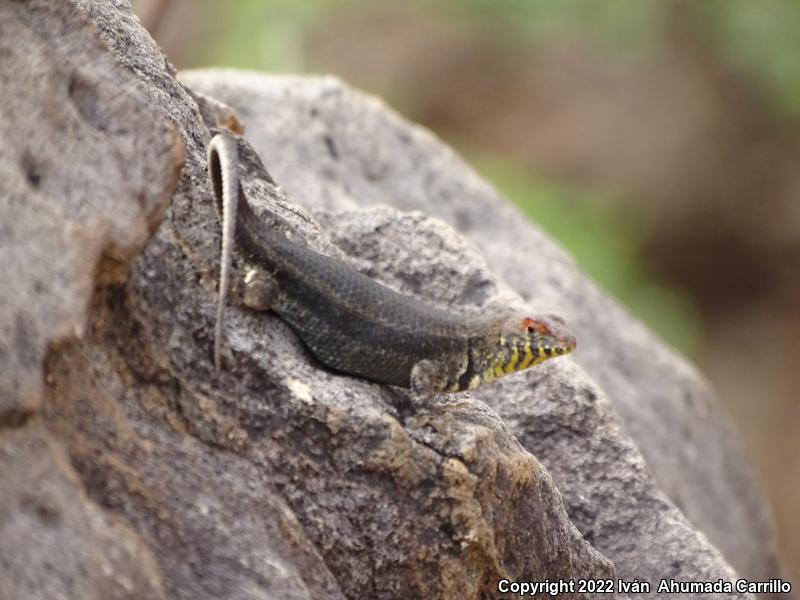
461, 313, 576, 390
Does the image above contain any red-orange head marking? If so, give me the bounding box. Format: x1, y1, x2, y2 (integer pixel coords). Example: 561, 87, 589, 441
520, 317, 551, 336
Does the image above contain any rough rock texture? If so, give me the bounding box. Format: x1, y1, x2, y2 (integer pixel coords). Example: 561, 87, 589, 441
0, 2, 179, 598
0, 424, 166, 600
180, 69, 783, 586
0, 0, 784, 598
0, 0, 180, 425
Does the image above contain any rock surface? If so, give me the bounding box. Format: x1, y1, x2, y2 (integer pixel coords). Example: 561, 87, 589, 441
0, 0, 180, 426
182, 70, 779, 592
0, 3, 179, 599
0, 0, 785, 598
180, 69, 782, 585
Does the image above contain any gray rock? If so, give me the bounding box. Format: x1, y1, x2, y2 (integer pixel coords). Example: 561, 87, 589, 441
0, 423, 166, 600
0, 2, 178, 598
0, 0, 181, 424
175, 73, 777, 578
181, 69, 784, 592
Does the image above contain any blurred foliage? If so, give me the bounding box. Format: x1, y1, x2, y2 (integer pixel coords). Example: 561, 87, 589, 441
192, 0, 800, 118
455, 0, 800, 120
448, 0, 662, 56
193, 0, 660, 70
701, 0, 800, 118
187, 0, 800, 358
191, 0, 323, 72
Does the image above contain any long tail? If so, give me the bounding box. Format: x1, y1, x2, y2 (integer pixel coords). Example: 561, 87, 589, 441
207, 132, 240, 370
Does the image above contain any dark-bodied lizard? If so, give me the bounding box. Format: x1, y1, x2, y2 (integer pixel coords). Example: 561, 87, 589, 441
207, 131, 576, 394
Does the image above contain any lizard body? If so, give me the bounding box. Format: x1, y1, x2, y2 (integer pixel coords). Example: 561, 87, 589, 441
207, 131, 576, 393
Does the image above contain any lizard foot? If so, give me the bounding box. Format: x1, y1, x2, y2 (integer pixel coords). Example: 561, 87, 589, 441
243, 267, 279, 311
409, 359, 449, 408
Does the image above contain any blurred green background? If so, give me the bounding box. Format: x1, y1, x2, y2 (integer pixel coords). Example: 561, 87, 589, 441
134, 0, 800, 579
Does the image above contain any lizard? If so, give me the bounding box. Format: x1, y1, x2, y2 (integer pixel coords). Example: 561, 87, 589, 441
206, 130, 576, 395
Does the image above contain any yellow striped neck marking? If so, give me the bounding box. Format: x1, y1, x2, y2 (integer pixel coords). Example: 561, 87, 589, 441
504, 346, 520, 374
518, 340, 535, 370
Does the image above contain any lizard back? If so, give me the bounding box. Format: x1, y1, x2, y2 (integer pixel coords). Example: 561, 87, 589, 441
235, 196, 486, 387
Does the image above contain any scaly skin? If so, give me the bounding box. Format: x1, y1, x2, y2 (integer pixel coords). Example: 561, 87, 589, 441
207, 131, 576, 392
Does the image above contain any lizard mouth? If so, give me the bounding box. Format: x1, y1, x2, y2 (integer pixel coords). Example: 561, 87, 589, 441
542, 342, 574, 358
554, 333, 577, 354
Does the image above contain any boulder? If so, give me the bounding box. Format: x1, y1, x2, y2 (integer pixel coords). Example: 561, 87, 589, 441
181, 68, 782, 586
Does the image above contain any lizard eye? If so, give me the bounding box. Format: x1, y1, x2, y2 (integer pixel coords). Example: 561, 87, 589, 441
521, 317, 550, 336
